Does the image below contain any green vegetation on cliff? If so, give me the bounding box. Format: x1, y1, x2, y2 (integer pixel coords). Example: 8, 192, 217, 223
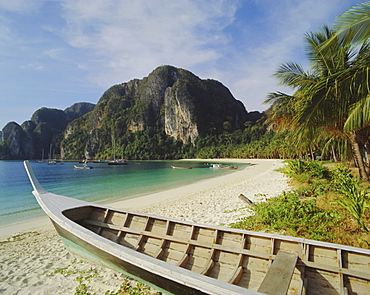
60, 66, 254, 160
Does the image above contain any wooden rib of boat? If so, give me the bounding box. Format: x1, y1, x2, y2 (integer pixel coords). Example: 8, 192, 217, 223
24, 160, 370, 295
171, 165, 193, 169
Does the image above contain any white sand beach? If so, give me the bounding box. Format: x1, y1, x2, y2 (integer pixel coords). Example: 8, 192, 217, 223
0, 159, 289, 294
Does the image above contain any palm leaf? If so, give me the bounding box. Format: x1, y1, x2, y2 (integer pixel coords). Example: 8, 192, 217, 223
332, 2, 370, 46
345, 93, 370, 131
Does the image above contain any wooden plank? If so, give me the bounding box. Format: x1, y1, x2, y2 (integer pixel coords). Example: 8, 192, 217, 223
257, 251, 298, 295
337, 249, 345, 295
301, 260, 370, 281
82, 219, 275, 261
84, 219, 370, 282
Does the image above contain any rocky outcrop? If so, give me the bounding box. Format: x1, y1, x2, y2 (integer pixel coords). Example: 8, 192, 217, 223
2, 122, 25, 158
1, 66, 259, 160
0, 103, 95, 159
61, 65, 250, 159
164, 86, 199, 143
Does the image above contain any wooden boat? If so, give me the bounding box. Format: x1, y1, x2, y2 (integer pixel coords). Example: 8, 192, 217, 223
74, 165, 92, 169
24, 160, 370, 295
218, 165, 238, 170
171, 165, 193, 169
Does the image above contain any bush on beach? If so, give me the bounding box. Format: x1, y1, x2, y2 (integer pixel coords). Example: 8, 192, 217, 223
230, 160, 370, 248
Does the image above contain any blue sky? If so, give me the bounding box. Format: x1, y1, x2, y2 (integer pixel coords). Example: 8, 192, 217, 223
0, 0, 362, 130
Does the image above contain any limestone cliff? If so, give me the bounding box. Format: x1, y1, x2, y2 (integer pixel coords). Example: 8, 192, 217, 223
0, 103, 95, 159
61, 65, 250, 159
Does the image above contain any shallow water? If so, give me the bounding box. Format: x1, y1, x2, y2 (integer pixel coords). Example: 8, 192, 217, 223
0, 160, 243, 225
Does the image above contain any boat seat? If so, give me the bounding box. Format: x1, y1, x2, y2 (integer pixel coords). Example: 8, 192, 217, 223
257, 251, 298, 295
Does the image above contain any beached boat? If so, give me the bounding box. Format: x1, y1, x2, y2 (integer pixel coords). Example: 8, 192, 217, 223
24, 160, 370, 295
218, 165, 238, 170
171, 165, 193, 169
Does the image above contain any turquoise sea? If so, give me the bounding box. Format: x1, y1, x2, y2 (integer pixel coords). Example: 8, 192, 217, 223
0, 160, 243, 226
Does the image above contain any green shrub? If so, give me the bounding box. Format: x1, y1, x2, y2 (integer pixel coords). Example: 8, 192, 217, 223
331, 165, 370, 232
230, 191, 340, 241
283, 160, 329, 183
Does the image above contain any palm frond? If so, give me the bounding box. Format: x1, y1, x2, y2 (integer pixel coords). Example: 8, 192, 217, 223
274, 62, 314, 88
345, 93, 370, 131
334, 2, 370, 45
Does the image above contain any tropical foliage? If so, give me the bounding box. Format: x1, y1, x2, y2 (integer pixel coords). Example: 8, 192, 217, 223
230, 160, 370, 248
265, 20, 370, 179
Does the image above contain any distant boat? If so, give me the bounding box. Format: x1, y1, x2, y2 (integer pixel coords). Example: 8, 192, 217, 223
92, 160, 105, 163
171, 165, 193, 169
218, 165, 238, 170
209, 164, 222, 168
108, 159, 128, 165
38, 149, 46, 162
108, 139, 128, 165
24, 160, 370, 295
74, 165, 92, 170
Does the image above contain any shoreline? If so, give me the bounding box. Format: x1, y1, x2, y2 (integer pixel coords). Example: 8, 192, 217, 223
0, 159, 290, 294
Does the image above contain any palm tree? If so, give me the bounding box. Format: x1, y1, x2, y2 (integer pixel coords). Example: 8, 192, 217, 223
329, 2, 370, 47
322, 2, 370, 144
266, 26, 370, 180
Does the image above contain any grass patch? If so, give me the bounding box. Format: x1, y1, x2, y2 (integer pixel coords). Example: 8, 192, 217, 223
230, 160, 370, 248
48, 260, 162, 295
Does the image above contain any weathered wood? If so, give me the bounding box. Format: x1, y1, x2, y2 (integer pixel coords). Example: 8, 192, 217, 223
238, 194, 253, 206
82, 219, 275, 261
257, 251, 298, 295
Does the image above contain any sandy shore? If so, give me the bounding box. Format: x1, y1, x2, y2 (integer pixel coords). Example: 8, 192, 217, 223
0, 159, 289, 294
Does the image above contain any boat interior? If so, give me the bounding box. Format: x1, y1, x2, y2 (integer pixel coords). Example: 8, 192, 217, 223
63, 206, 370, 295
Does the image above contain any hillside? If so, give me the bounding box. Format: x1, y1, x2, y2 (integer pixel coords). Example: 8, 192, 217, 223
61, 66, 255, 160
0, 103, 95, 159
0, 66, 262, 160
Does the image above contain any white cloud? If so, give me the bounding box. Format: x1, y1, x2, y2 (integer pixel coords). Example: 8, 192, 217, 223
58, 0, 240, 86
43, 48, 65, 60
0, 0, 43, 14
20, 63, 45, 71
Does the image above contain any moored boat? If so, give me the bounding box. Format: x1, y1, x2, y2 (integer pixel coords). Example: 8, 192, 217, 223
218, 165, 238, 170
108, 159, 128, 165
171, 165, 193, 169
209, 164, 222, 168
24, 161, 370, 295
74, 165, 92, 169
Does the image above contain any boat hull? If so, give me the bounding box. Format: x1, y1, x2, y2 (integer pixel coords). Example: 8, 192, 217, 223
52, 220, 208, 295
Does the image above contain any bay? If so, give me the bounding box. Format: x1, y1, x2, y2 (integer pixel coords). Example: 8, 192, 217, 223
0, 160, 243, 225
